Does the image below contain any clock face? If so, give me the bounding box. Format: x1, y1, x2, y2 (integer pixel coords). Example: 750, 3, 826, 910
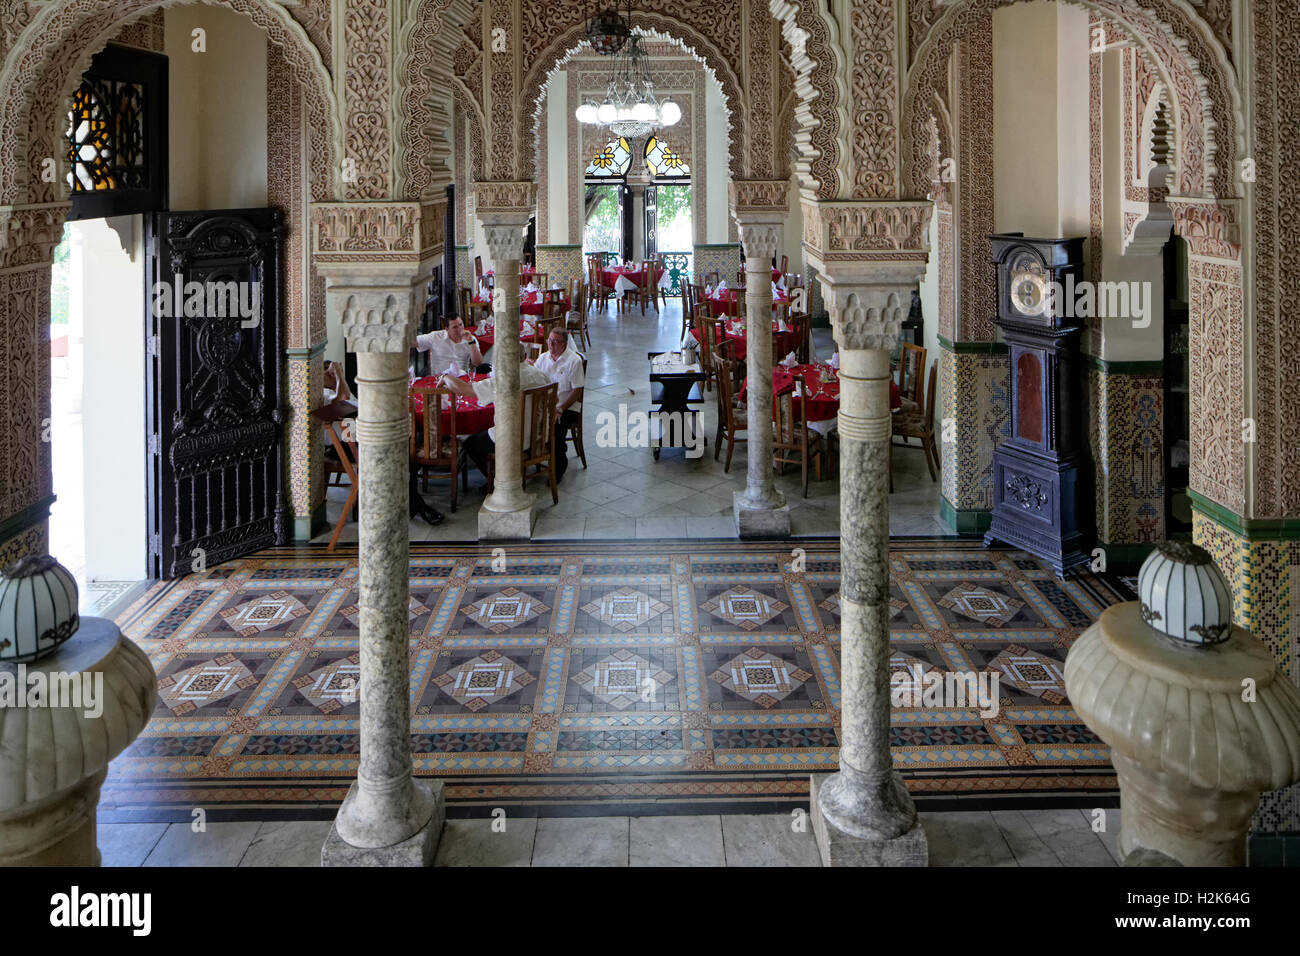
1009, 259, 1049, 318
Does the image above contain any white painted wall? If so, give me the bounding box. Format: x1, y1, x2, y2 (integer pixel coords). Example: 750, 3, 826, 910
78, 218, 147, 581
545, 82, 569, 243
166, 6, 268, 210
992, 1, 1090, 236
704, 76, 730, 242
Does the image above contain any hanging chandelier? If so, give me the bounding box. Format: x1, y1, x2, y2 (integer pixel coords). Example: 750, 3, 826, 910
585, 0, 630, 56
574, 33, 681, 139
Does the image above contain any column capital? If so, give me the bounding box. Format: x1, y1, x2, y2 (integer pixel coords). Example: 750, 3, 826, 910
818, 265, 925, 353
473, 180, 537, 221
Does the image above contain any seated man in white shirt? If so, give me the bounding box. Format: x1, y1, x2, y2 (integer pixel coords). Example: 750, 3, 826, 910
441, 358, 550, 487
416, 315, 485, 375
531, 329, 584, 481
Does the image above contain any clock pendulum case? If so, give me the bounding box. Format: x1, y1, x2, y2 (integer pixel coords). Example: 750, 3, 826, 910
983, 234, 1093, 576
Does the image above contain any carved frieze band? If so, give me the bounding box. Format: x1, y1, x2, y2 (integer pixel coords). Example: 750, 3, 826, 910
0, 202, 71, 271
474, 180, 537, 216
731, 180, 790, 217
1168, 197, 1241, 260
803, 200, 932, 261
311, 202, 425, 263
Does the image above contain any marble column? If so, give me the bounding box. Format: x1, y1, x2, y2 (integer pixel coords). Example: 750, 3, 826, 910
732, 218, 790, 536
318, 279, 443, 866
477, 216, 536, 540
810, 279, 927, 866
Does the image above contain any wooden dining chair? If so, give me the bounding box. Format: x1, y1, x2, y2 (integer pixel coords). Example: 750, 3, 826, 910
679, 279, 694, 341
409, 385, 459, 512
526, 271, 549, 290
736, 270, 748, 288
704, 270, 720, 287
712, 352, 747, 474
534, 312, 564, 348
779, 254, 789, 275
789, 309, 812, 364
891, 360, 939, 483
693, 303, 718, 393
521, 382, 560, 504
587, 258, 613, 315
898, 342, 927, 407
558, 354, 588, 471
474, 255, 483, 283
632, 260, 656, 316
772, 376, 825, 498
566, 278, 591, 350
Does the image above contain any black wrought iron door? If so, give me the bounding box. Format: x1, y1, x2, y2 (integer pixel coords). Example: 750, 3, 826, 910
146, 209, 286, 578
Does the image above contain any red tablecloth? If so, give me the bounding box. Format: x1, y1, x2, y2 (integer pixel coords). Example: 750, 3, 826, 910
705, 288, 790, 318
410, 374, 494, 435
739, 364, 901, 419
601, 265, 663, 290
772, 268, 782, 282
473, 293, 570, 318
702, 315, 796, 363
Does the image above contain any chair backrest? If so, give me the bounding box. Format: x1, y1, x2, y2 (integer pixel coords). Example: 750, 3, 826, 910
638, 261, 655, 294
410, 386, 456, 463
529, 271, 549, 290
458, 286, 473, 324
725, 291, 740, 318
899, 343, 926, 406
535, 313, 563, 345
521, 382, 558, 462
785, 272, 803, 290
773, 377, 809, 453
922, 359, 938, 422
789, 310, 811, 364
704, 271, 720, 287
780, 254, 789, 274
713, 353, 739, 420
736, 270, 748, 288
474, 255, 483, 281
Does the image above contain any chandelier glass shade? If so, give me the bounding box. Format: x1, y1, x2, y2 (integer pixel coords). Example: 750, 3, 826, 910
575, 33, 681, 140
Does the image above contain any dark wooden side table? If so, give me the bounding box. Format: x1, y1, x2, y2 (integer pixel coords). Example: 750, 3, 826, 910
648, 351, 706, 460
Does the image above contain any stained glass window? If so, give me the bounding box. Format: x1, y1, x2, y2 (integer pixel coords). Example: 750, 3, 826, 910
644, 136, 689, 178
585, 137, 631, 177
66, 77, 146, 193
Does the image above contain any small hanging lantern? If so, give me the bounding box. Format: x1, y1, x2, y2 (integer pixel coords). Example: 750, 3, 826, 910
586, 1, 630, 56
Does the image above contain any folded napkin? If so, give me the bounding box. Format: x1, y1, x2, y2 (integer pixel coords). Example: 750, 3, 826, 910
776, 275, 787, 291
447, 360, 462, 378
717, 280, 729, 292
525, 282, 537, 293
780, 352, 798, 367
828, 352, 840, 370
777, 317, 789, 332
771, 281, 780, 297
552, 283, 562, 290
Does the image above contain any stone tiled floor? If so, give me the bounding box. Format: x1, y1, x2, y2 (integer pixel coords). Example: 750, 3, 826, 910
313, 298, 945, 545
98, 808, 1125, 866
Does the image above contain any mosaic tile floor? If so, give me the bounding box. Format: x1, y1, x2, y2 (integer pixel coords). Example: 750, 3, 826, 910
101, 539, 1131, 821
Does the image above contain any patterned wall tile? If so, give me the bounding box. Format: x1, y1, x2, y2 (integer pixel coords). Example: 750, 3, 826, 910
285, 349, 325, 532
940, 346, 1009, 514
692, 244, 742, 285
1089, 365, 1165, 546
534, 245, 584, 288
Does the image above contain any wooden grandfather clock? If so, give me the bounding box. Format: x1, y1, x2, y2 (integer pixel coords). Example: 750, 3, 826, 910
984, 234, 1092, 575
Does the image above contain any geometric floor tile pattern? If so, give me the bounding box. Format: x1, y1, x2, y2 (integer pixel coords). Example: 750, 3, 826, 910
101, 539, 1132, 821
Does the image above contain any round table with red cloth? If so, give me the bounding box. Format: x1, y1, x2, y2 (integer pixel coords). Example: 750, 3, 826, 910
601, 265, 663, 291
702, 315, 796, 363
740, 364, 901, 420
471, 292, 570, 318
705, 288, 790, 318
410, 374, 494, 435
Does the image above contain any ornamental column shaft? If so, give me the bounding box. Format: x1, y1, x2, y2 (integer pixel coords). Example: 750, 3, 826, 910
802, 199, 933, 866
731, 183, 790, 536
312, 201, 443, 866
475, 183, 538, 540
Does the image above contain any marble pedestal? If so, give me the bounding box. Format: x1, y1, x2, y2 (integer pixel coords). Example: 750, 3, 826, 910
0, 617, 156, 866
321, 779, 444, 867
810, 772, 928, 866
1065, 602, 1300, 867
479, 495, 537, 541
734, 494, 791, 537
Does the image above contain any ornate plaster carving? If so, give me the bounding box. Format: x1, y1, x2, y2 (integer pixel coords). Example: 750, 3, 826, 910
311, 202, 429, 263
803, 200, 932, 262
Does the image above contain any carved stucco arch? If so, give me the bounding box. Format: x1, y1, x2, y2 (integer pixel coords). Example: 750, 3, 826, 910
0, 0, 343, 206
769, 0, 845, 200
452, 79, 485, 183
394, 0, 473, 199
902, 0, 1242, 202
516, 16, 746, 184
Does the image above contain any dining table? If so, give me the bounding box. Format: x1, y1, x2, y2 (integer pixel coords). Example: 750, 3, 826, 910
410, 373, 494, 436
701, 315, 798, 363
705, 287, 790, 318
471, 290, 570, 318
602, 264, 664, 295
739, 363, 902, 420
469, 316, 556, 354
